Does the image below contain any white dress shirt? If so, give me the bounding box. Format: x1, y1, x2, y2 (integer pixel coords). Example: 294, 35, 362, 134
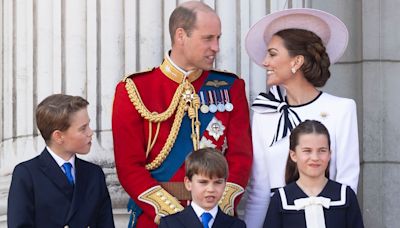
47, 146, 76, 182
191, 201, 218, 228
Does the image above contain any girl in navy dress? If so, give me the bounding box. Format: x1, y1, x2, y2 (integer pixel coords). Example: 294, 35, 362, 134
263, 120, 364, 228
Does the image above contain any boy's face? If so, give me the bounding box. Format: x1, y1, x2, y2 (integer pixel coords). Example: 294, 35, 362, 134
58, 108, 93, 158
184, 173, 226, 211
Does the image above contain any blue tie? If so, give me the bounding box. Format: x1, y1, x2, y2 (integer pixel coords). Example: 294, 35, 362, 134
62, 162, 74, 186
201, 212, 212, 228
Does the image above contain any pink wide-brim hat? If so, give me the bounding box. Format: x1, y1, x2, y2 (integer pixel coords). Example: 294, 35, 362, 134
245, 8, 349, 66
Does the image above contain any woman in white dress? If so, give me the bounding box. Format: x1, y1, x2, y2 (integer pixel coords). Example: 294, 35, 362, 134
242, 8, 360, 228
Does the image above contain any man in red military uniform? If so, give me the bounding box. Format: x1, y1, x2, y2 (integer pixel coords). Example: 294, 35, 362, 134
112, 1, 252, 227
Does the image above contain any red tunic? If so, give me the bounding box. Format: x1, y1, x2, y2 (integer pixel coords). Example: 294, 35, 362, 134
112, 64, 252, 227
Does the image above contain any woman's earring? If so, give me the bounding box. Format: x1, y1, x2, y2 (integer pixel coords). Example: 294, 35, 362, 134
291, 67, 296, 74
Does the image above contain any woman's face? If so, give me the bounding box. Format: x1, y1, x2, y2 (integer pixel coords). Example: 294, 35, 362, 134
262, 35, 296, 86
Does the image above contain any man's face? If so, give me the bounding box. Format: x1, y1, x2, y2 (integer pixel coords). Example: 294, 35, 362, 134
180, 11, 221, 71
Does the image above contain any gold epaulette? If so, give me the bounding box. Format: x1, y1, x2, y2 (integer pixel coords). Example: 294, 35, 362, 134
122, 67, 155, 82
211, 69, 240, 79
138, 185, 184, 224
218, 182, 244, 216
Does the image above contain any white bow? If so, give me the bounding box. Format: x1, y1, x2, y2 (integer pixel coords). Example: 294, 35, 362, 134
294, 196, 331, 228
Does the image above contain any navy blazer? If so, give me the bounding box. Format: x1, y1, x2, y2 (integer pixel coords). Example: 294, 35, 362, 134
7, 148, 115, 228
159, 205, 246, 228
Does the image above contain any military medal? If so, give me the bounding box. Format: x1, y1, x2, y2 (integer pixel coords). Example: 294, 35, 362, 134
224, 89, 234, 112
199, 91, 209, 113
200, 105, 209, 113
217, 104, 225, 112
206, 117, 226, 141
208, 90, 217, 113
216, 90, 225, 112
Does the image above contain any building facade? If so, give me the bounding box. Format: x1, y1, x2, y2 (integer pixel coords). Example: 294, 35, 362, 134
1, 0, 398, 227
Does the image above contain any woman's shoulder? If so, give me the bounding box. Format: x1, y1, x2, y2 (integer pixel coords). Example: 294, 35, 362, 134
309, 93, 357, 118
320, 92, 356, 107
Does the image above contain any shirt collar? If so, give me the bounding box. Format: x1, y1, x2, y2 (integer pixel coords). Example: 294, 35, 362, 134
46, 146, 75, 169
160, 52, 203, 83
191, 201, 218, 221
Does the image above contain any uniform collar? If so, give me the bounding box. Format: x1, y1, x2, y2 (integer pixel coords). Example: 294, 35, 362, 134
160, 52, 203, 83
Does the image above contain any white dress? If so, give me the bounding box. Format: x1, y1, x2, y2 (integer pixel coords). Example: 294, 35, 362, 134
243, 86, 360, 228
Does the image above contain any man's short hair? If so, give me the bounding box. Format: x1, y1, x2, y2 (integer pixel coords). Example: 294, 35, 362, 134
36, 94, 89, 143
168, 1, 214, 44
185, 147, 228, 180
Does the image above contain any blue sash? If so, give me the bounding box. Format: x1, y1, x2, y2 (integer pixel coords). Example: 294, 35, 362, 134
127, 71, 235, 227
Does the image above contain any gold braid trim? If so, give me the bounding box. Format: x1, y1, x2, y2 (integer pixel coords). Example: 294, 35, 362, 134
146, 121, 161, 158
125, 78, 184, 122
187, 94, 201, 150
145, 98, 186, 170
138, 185, 184, 225
218, 182, 244, 216
125, 77, 199, 170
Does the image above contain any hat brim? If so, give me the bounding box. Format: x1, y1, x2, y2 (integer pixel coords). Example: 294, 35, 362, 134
245, 8, 349, 66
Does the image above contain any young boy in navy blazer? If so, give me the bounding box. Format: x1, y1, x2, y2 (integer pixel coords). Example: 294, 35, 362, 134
159, 148, 246, 228
7, 94, 115, 228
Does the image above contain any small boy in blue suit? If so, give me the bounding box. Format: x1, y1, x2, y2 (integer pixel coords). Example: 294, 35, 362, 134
7, 94, 115, 228
159, 148, 246, 228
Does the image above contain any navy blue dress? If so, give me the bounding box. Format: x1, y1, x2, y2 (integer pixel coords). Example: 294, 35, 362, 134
263, 180, 364, 228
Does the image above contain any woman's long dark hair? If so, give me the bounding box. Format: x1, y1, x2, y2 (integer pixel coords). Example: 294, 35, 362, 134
285, 120, 331, 184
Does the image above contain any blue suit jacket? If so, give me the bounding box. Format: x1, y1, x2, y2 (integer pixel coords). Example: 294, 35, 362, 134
159, 205, 246, 228
7, 148, 115, 228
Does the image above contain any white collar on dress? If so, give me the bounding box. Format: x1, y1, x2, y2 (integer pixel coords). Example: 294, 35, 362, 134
278, 183, 347, 210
